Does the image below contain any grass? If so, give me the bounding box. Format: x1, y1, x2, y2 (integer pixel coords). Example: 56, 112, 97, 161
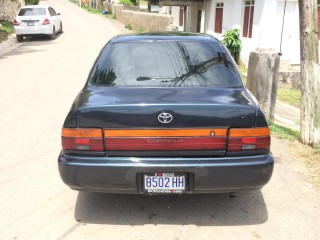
0, 20, 14, 43
125, 23, 132, 30
269, 121, 300, 140
277, 87, 301, 108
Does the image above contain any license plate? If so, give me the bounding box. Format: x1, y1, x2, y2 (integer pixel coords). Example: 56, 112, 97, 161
144, 173, 186, 194
27, 21, 34, 26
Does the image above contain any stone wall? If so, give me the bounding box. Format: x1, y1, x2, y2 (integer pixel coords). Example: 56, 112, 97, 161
113, 4, 172, 32
0, 0, 24, 21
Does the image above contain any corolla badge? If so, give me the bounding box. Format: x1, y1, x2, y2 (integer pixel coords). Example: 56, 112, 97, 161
158, 113, 173, 124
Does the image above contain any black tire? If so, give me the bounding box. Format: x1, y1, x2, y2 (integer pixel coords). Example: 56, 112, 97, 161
50, 26, 56, 39
16, 35, 23, 42
60, 22, 63, 33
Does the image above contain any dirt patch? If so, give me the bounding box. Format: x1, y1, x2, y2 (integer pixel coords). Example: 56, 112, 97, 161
286, 139, 320, 188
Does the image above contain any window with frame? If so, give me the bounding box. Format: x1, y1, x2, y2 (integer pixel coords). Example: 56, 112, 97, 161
215, 3, 224, 34
243, 0, 254, 38
179, 7, 184, 27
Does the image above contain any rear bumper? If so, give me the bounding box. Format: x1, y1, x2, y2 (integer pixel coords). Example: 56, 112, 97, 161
58, 152, 274, 194
14, 25, 52, 36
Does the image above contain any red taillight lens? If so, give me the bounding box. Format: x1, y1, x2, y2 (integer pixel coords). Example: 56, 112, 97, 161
228, 127, 271, 152
61, 128, 104, 152
13, 19, 19, 26
42, 18, 50, 25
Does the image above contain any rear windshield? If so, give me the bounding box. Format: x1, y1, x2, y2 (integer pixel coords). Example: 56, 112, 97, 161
18, 8, 46, 16
89, 41, 242, 88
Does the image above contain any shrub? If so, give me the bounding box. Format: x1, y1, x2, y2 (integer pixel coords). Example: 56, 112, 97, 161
119, 0, 139, 6
125, 23, 132, 30
25, 0, 40, 5
222, 29, 241, 64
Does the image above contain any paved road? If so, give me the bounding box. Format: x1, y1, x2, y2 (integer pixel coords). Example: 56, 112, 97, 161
0, 1, 319, 239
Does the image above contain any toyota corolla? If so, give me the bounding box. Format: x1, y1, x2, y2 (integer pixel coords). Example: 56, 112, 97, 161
58, 33, 274, 194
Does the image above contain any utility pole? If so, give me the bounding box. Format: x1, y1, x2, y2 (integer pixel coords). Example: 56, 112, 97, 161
298, 0, 320, 147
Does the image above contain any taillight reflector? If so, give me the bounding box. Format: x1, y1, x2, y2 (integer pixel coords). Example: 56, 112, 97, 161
42, 18, 50, 25
13, 19, 19, 26
228, 127, 270, 152
61, 128, 103, 152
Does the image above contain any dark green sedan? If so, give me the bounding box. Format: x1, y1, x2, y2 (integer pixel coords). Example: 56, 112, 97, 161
58, 33, 273, 194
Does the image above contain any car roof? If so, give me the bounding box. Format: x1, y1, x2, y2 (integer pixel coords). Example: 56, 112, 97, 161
20, 5, 50, 9
109, 32, 219, 44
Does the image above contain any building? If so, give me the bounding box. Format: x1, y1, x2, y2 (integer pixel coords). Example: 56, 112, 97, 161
162, 0, 320, 66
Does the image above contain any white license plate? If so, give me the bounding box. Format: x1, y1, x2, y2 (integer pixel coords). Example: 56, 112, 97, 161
144, 173, 186, 193
27, 22, 34, 26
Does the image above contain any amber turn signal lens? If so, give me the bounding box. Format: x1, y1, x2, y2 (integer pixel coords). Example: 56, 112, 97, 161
229, 127, 270, 137
62, 128, 103, 138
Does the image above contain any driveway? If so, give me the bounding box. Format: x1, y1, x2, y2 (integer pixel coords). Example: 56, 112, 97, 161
0, 0, 319, 239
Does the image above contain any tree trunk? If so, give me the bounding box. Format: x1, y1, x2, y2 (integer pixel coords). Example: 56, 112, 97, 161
298, 0, 320, 147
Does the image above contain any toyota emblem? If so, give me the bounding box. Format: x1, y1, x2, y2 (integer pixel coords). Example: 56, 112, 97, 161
158, 113, 173, 124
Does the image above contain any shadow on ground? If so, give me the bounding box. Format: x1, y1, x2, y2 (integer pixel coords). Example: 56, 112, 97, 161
0, 33, 62, 59
74, 191, 268, 226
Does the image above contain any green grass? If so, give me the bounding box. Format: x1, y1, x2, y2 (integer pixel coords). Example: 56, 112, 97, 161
125, 23, 132, 30
269, 121, 300, 141
277, 87, 301, 108
0, 21, 14, 43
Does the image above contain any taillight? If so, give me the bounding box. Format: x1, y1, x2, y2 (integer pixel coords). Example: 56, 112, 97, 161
227, 127, 270, 153
104, 129, 227, 151
13, 19, 19, 26
42, 18, 50, 25
62, 128, 104, 152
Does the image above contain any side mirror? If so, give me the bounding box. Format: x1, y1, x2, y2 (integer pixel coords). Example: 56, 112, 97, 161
57, 13, 61, 16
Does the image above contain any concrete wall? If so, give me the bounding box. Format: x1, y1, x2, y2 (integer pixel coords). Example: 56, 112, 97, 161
113, 4, 173, 32
0, 0, 24, 21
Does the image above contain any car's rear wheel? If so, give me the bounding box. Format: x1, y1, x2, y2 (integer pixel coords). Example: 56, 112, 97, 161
50, 26, 56, 39
16, 35, 23, 42
60, 22, 63, 33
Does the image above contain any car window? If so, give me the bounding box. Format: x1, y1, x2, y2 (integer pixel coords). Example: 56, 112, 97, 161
49, 7, 56, 16
18, 8, 46, 16
89, 41, 242, 88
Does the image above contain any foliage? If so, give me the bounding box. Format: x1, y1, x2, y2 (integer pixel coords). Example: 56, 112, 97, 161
277, 87, 301, 108
125, 23, 132, 30
136, 27, 143, 33
25, 0, 40, 5
222, 29, 241, 64
119, 0, 140, 6
0, 20, 14, 42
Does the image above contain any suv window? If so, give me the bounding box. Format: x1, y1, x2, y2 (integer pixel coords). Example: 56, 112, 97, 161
89, 41, 242, 88
18, 8, 46, 16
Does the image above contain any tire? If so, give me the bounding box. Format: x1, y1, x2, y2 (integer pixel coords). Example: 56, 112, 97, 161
50, 26, 56, 39
60, 22, 63, 33
16, 35, 23, 42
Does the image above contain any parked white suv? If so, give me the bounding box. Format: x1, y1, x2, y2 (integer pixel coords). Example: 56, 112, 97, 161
13, 5, 63, 42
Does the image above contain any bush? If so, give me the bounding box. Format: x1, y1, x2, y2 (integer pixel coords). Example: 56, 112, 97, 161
222, 29, 241, 64
25, 0, 40, 5
125, 23, 132, 30
119, 0, 139, 6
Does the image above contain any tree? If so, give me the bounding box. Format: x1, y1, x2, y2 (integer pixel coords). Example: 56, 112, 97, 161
298, 0, 320, 147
